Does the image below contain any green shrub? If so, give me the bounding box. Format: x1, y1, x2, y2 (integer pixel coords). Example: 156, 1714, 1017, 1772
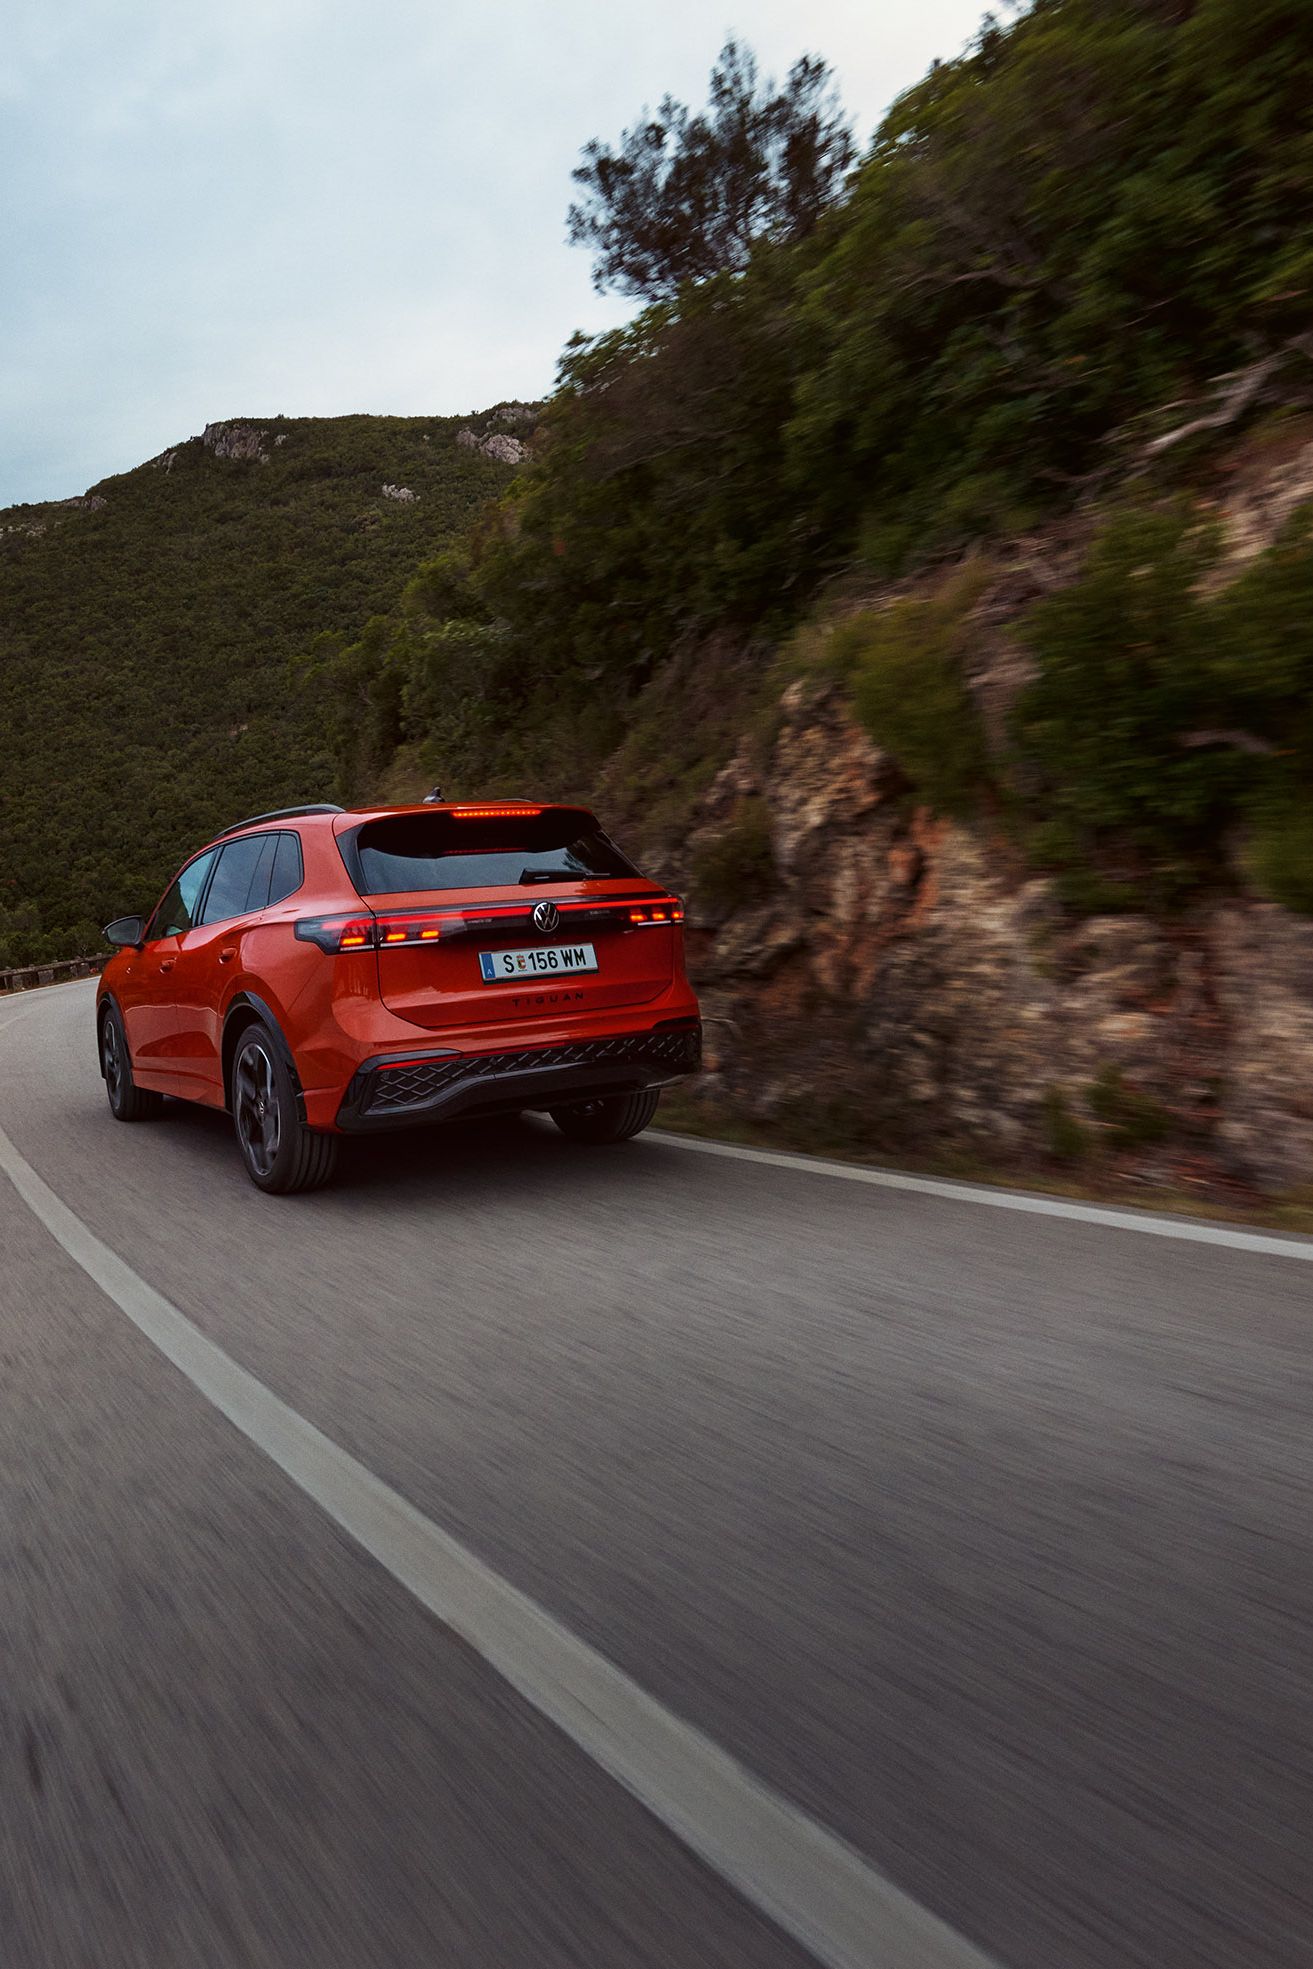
1015, 505, 1232, 895
1043, 1086, 1090, 1162
935, 471, 1039, 545
853, 512, 915, 582
838, 564, 991, 816
690, 798, 777, 915
1016, 501, 1313, 914
1244, 796, 1313, 914
1086, 1066, 1172, 1150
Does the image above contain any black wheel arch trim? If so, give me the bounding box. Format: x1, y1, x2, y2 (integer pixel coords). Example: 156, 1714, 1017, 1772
221, 993, 308, 1124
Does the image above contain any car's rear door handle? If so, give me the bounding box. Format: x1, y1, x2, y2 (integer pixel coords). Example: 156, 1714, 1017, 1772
218, 947, 236, 963
160, 958, 175, 973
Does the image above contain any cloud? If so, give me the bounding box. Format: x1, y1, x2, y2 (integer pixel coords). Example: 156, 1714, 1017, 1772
0, 0, 989, 504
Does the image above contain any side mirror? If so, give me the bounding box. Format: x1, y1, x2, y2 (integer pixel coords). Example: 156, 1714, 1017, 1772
104, 915, 146, 950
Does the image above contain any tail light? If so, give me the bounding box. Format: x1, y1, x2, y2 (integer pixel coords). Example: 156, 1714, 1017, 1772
296, 915, 379, 953
378, 916, 445, 945
296, 912, 450, 952
297, 894, 685, 952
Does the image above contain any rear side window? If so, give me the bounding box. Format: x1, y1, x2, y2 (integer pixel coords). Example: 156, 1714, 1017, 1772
151, 850, 217, 939
345, 811, 638, 895
199, 833, 277, 925
268, 831, 304, 905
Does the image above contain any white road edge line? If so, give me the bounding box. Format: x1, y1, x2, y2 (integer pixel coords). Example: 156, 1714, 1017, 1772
656, 1132, 1313, 1262
0, 1117, 997, 1969
13, 983, 1311, 1262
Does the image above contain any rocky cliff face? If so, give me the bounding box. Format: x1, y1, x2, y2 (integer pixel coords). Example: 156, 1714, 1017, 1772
669, 680, 1313, 1196
649, 432, 1313, 1198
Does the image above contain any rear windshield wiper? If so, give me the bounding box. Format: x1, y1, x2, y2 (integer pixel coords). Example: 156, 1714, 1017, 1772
518, 867, 584, 884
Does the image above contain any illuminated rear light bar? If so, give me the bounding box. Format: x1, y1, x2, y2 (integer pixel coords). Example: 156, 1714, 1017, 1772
628, 898, 685, 926
297, 893, 685, 952
450, 804, 542, 819
376, 913, 455, 945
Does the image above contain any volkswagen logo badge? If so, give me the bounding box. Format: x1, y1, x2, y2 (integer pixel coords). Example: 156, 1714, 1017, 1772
532, 900, 560, 934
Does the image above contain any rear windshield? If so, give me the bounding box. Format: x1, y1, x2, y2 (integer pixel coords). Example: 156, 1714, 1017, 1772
345, 811, 640, 895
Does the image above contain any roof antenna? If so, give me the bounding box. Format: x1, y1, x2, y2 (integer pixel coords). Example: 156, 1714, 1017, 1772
421, 784, 444, 804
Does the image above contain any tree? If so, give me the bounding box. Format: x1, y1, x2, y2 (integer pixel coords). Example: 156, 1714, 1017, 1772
567, 39, 853, 302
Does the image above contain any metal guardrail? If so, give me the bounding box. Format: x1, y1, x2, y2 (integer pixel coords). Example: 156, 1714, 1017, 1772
0, 955, 106, 996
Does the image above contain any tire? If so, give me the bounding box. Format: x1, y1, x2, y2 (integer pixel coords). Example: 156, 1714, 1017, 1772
550, 1088, 660, 1145
231, 1021, 339, 1194
100, 1004, 165, 1122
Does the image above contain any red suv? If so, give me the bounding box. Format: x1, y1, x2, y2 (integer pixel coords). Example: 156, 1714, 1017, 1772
97, 801, 701, 1192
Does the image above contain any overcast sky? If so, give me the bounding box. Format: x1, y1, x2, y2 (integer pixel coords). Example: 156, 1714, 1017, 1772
2, 0, 990, 507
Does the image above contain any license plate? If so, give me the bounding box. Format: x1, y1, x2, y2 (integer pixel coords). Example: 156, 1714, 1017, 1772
478, 942, 598, 983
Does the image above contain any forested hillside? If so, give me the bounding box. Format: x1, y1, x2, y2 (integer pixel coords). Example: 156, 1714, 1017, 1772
305, 0, 1313, 923
0, 414, 513, 960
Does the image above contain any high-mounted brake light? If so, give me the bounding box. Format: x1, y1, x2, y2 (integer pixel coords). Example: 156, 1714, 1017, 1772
450, 805, 542, 819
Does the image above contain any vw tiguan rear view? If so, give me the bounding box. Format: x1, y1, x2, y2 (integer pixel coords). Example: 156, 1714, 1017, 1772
97, 801, 701, 1192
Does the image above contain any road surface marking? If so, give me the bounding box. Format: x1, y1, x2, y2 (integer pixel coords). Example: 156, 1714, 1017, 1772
658, 1133, 1313, 1262
11, 982, 1313, 1264
0, 1116, 997, 1969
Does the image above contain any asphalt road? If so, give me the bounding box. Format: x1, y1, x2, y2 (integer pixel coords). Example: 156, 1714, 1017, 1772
2, 979, 1312, 1969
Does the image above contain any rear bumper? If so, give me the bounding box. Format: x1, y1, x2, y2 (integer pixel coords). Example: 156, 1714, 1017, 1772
334, 1020, 701, 1133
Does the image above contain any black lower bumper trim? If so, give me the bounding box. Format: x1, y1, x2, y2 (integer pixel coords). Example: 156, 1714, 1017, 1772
336, 1023, 701, 1133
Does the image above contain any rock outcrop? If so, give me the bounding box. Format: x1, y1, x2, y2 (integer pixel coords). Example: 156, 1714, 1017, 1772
456, 427, 527, 464
1207, 424, 1313, 579
672, 680, 1313, 1193
480, 433, 526, 465
1212, 906, 1313, 1189
202, 422, 269, 463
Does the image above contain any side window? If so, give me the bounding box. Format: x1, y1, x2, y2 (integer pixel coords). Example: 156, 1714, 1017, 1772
267, 831, 304, 906
150, 850, 217, 940
199, 834, 276, 926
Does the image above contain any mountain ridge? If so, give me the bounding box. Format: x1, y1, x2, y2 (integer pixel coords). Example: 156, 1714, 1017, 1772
0, 411, 516, 958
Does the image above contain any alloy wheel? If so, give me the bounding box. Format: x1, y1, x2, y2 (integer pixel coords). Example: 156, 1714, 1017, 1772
102, 1017, 124, 1104
234, 1041, 281, 1180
